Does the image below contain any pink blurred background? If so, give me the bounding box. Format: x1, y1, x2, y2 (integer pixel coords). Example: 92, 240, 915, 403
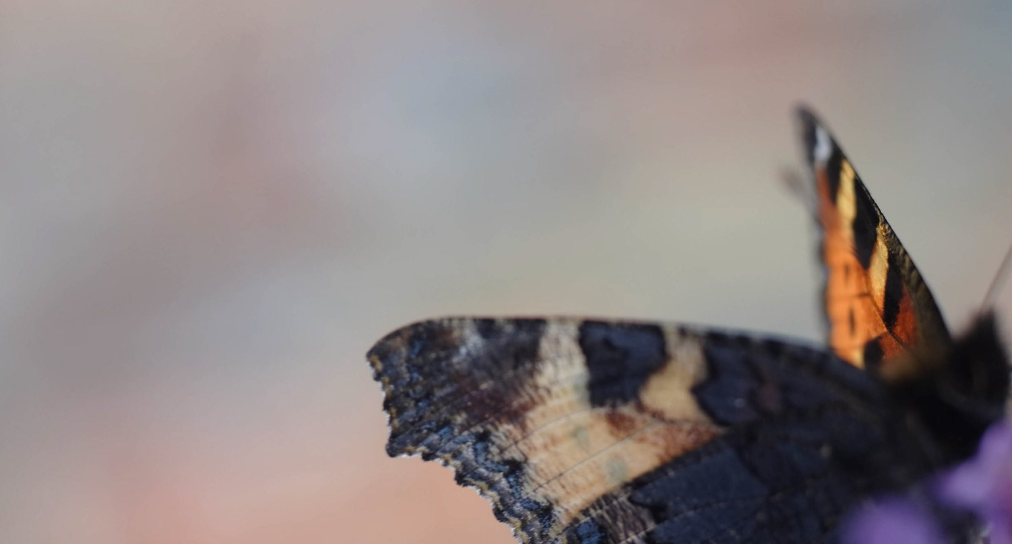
1, 1, 1009, 543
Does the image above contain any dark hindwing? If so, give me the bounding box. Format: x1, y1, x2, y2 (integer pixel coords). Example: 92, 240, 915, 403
797, 108, 951, 371
369, 318, 921, 543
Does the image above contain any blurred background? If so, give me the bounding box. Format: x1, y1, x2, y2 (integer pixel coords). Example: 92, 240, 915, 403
1, 1, 1010, 543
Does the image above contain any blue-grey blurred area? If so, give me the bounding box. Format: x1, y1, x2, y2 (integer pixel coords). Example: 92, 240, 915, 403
1, 1, 1009, 543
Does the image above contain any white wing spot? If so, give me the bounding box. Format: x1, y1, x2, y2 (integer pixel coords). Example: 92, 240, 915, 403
814, 126, 832, 164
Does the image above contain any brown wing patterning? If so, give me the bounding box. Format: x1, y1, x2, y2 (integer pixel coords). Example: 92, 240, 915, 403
797, 108, 951, 370
369, 318, 723, 542
369, 317, 914, 543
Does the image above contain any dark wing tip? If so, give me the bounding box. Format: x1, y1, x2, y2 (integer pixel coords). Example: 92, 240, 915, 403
793, 104, 824, 167
367, 317, 549, 458
367, 317, 464, 378
793, 103, 820, 125
367, 318, 465, 457
366, 319, 422, 379
366, 318, 560, 541
366, 318, 424, 397
792, 105, 844, 171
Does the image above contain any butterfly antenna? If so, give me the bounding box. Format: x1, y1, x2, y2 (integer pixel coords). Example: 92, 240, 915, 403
980, 241, 1012, 313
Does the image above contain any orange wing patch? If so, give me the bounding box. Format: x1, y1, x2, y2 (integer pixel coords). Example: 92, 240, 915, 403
799, 108, 951, 371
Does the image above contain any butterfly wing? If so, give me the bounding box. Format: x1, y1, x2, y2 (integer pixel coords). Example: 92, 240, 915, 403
797, 108, 951, 370
369, 318, 909, 543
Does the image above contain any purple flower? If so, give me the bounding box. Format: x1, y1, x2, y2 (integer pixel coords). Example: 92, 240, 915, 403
843, 421, 1012, 544
841, 498, 945, 544
939, 421, 1012, 544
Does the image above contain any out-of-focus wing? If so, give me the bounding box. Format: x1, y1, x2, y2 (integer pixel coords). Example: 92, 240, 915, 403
797, 107, 951, 370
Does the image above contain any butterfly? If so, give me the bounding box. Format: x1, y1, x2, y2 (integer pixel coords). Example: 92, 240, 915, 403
368, 108, 1010, 543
